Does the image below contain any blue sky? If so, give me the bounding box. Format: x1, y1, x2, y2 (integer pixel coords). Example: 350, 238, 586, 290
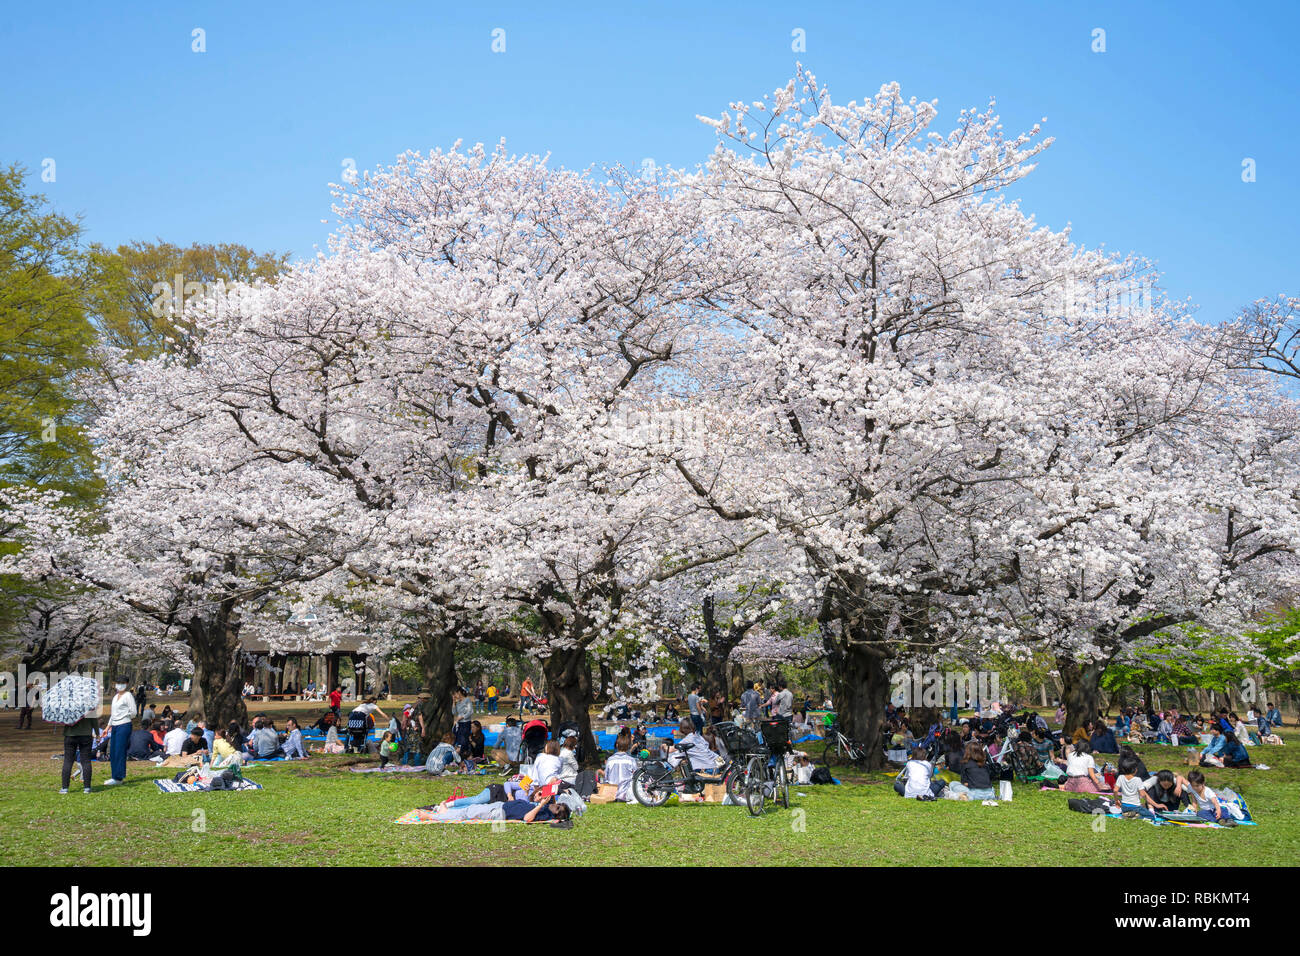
3, 1, 1296, 324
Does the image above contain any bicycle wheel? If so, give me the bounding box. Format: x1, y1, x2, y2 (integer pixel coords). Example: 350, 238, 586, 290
724, 760, 748, 802
777, 759, 790, 808
744, 756, 767, 816
821, 739, 840, 768
631, 766, 672, 807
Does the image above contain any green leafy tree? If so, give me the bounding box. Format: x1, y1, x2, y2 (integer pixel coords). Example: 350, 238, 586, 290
88, 239, 288, 361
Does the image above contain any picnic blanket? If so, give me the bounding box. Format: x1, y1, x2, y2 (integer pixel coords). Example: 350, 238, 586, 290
349, 765, 428, 774
395, 808, 524, 825
1058, 790, 1257, 828
155, 778, 263, 793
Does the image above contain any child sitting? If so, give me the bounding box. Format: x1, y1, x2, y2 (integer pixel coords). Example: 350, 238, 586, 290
894, 747, 946, 799
1111, 755, 1159, 819
1185, 769, 1235, 825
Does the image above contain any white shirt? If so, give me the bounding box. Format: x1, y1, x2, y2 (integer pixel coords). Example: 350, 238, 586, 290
109, 692, 136, 726
559, 748, 579, 784
1066, 752, 1097, 777
902, 759, 933, 798
531, 752, 562, 784
603, 752, 638, 801
163, 727, 188, 756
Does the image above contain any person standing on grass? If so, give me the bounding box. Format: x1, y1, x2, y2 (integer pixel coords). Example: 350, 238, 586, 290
452, 688, 474, 752
105, 680, 136, 786
687, 685, 704, 734
486, 681, 499, 715
741, 683, 761, 729
60, 710, 98, 794
18, 682, 35, 729
328, 685, 343, 717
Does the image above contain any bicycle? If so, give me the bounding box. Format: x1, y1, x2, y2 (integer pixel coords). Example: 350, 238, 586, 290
743, 718, 793, 816
630, 739, 747, 807
821, 724, 869, 768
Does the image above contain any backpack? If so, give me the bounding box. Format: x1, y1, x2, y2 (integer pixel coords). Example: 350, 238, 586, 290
811, 766, 834, 784
1067, 797, 1110, 814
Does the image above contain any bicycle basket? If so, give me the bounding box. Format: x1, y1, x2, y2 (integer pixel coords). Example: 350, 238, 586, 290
717, 721, 762, 754
760, 718, 792, 756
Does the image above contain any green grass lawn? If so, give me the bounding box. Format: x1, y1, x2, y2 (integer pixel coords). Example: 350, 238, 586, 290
2, 732, 1297, 866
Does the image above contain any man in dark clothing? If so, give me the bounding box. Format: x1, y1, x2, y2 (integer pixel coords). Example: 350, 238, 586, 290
181, 727, 209, 757
127, 719, 163, 760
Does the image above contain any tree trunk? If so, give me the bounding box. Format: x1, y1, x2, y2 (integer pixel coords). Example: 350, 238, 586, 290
106, 642, 122, 686
829, 637, 891, 771
1142, 683, 1154, 711
595, 657, 612, 705
1057, 656, 1107, 736
186, 614, 247, 729
416, 623, 457, 752
729, 660, 745, 702
542, 644, 598, 767
701, 644, 732, 702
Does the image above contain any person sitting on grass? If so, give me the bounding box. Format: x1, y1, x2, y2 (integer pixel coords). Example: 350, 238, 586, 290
1142, 768, 1190, 813
281, 718, 308, 759
1233, 715, 1263, 747
1199, 725, 1226, 766
181, 726, 209, 759
496, 716, 522, 764
210, 728, 242, 768
1089, 720, 1119, 755
1061, 740, 1106, 792
895, 747, 946, 799
1118, 745, 1150, 780
558, 732, 580, 784
1111, 754, 1160, 819
247, 718, 285, 760
127, 718, 163, 760
1219, 731, 1251, 768
424, 733, 466, 774
1031, 728, 1059, 766
600, 732, 639, 802
465, 720, 487, 766
1184, 769, 1235, 825
530, 739, 563, 784
945, 743, 995, 801
322, 724, 345, 754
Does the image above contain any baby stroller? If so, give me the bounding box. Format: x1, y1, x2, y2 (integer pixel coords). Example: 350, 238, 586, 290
345, 708, 373, 754
521, 718, 550, 763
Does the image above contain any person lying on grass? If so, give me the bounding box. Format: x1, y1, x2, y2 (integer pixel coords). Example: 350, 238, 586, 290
421, 794, 571, 823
